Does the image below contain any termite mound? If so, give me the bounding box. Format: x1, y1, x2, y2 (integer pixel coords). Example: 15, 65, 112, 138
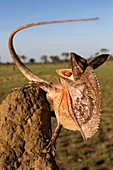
0, 83, 58, 170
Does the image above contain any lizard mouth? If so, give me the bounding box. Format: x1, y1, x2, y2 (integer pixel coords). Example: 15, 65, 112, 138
56, 69, 74, 80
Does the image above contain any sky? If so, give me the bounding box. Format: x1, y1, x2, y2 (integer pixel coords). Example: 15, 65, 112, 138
0, 0, 113, 62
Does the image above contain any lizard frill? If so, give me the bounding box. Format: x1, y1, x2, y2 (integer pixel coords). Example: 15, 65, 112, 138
56, 53, 100, 139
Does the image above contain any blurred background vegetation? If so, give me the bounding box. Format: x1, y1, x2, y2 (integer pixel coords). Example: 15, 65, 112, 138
0, 48, 113, 65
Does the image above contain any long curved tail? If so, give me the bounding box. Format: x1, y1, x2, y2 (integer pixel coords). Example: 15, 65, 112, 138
8, 17, 99, 82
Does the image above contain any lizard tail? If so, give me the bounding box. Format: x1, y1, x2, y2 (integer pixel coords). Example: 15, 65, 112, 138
8, 17, 99, 82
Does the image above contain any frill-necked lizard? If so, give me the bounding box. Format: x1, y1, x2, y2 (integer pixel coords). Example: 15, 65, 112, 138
8, 18, 110, 146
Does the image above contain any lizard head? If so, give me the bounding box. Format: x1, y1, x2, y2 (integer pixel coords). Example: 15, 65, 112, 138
56, 52, 88, 81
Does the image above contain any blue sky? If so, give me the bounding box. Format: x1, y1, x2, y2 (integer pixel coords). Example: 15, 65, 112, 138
0, 0, 113, 62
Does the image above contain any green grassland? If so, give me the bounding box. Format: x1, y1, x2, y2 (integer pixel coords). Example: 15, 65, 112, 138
0, 61, 113, 170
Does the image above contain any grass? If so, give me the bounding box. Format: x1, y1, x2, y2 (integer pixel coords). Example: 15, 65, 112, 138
0, 61, 113, 170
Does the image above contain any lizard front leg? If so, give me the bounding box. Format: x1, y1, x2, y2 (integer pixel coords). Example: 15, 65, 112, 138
46, 124, 62, 149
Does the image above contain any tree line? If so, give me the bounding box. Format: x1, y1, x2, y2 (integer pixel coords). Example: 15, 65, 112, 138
20, 48, 112, 64
0, 48, 112, 64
